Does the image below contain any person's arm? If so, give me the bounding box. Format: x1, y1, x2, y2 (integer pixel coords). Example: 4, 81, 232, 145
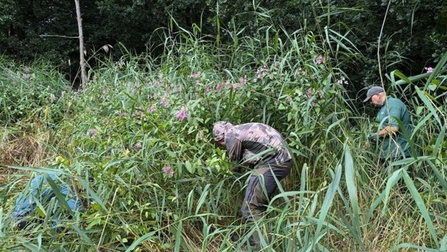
226, 138, 242, 162
379, 103, 402, 137
226, 138, 244, 172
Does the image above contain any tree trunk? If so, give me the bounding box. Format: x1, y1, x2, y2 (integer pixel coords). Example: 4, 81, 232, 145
74, 0, 87, 87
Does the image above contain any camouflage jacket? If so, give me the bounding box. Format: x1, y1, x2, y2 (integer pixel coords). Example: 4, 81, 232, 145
224, 123, 292, 167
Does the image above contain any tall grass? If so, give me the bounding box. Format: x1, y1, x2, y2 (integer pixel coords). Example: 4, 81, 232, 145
1, 7, 447, 252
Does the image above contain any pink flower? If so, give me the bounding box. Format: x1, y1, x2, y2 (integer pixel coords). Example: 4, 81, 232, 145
163, 166, 174, 178
88, 129, 97, 139
425, 67, 434, 73
215, 82, 225, 92
134, 142, 142, 149
307, 88, 313, 99
190, 71, 202, 79
175, 106, 188, 120
254, 65, 269, 82
314, 55, 326, 65
239, 75, 247, 85
295, 68, 306, 76
148, 105, 156, 113
231, 84, 241, 91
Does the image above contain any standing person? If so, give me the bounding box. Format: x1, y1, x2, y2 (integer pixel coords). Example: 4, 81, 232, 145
363, 86, 413, 164
212, 121, 292, 249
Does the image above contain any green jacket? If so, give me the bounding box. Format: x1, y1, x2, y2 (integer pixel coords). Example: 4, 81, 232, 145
377, 97, 413, 160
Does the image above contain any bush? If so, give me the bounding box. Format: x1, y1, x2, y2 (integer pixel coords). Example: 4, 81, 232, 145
0, 56, 70, 126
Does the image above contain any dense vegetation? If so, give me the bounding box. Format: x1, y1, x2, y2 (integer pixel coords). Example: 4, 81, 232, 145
1, 0, 446, 85
1, 1, 447, 251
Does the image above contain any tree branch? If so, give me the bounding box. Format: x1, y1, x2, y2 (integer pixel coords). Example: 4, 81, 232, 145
39, 34, 79, 39
74, 0, 87, 88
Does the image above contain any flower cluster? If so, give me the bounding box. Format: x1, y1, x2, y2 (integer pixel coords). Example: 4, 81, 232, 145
254, 65, 269, 83
307, 88, 313, 99
239, 75, 247, 85
88, 129, 97, 139
425, 67, 434, 73
295, 68, 306, 76
163, 166, 174, 178
189, 71, 202, 79
148, 105, 156, 113
314, 55, 326, 65
175, 106, 188, 120
306, 88, 323, 106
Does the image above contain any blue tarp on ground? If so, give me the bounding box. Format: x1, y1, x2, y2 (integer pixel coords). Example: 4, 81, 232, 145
11, 171, 80, 229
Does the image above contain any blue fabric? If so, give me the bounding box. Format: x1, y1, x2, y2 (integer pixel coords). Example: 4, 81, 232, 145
11, 171, 80, 229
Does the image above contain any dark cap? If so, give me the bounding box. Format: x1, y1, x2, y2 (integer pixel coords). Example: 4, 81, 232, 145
363, 86, 384, 102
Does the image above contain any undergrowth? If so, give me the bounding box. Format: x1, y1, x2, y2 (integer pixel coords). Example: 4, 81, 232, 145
1, 14, 447, 252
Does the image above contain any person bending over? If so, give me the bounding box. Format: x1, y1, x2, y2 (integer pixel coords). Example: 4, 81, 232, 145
212, 121, 292, 249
